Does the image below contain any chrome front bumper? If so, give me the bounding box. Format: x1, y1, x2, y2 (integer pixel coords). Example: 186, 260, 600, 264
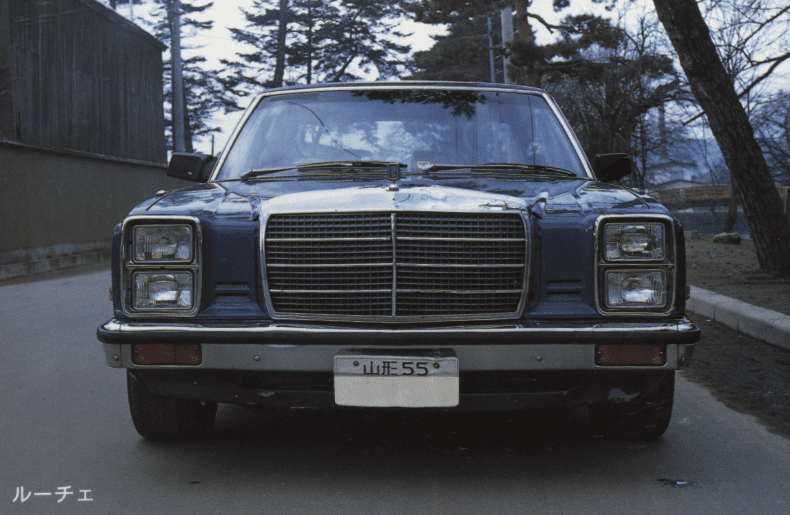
98, 318, 699, 371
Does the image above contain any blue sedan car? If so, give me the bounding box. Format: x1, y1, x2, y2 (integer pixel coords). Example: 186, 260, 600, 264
98, 82, 699, 441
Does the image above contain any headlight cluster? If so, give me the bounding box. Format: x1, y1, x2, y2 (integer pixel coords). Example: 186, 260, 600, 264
122, 219, 201, 316
598, 219, 673, 313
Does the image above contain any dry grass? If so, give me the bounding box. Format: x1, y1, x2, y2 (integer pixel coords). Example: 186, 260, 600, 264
685, 234, 790, 316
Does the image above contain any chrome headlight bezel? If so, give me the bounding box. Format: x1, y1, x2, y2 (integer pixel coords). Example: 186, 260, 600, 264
594, 214, 676, 316
120, 216, 202, 317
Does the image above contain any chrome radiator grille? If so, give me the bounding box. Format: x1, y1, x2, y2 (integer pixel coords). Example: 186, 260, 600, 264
264, 212, 527, 319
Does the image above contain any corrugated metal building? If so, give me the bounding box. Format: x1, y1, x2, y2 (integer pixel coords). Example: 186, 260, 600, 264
0, 0, 167, 163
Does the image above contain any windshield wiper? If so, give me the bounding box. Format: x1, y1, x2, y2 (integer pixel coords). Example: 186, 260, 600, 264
419, 162, 578, 177
239, 161, 406, 181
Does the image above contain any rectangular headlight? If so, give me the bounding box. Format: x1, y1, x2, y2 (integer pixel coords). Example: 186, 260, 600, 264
605, 270, 666, 308
133, 225, 193, 262
604, 223, 664, 261
132, 272, 193, 310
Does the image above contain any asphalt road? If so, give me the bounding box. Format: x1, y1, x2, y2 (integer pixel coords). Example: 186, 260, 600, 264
2, 269, 789, 515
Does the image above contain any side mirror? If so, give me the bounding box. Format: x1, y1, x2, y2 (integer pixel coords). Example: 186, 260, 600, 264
593, 153, 632, 183
167, 153, 217, 183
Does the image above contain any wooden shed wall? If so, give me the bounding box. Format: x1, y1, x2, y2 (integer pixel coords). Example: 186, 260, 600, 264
1, 0, 166, 163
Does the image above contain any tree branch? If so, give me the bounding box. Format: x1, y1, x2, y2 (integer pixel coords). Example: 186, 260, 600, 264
683, 49, 790, 125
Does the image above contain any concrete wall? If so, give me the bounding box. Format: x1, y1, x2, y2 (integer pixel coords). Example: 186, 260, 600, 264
0, 138, 184, 280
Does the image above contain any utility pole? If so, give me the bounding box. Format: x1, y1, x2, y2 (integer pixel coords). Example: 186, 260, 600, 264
487, 17, 495, 83
171, 0, 186, 152
129, 0, 134, 22
500, 6, 514, 84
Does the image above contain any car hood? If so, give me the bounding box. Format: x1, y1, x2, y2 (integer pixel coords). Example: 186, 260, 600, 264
131, 177, 666, 220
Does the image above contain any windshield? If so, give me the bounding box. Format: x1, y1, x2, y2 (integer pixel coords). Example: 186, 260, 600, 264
217, 88, 588, 180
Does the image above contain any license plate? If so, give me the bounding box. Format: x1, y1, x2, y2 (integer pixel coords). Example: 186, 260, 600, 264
333, 351, 459, 408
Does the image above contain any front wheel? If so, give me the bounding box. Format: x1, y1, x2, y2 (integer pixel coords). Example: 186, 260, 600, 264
588, 371, 675, 441
127, 371, 217, 441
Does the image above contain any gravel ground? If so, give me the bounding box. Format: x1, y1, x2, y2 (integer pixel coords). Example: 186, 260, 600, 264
685, 234, 790, 316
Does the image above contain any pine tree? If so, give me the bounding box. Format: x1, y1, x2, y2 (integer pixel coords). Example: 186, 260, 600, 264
220, 0, 412, 109
147, 0, 225, 152
313, 0, 411, 82
408, 15, 502, 82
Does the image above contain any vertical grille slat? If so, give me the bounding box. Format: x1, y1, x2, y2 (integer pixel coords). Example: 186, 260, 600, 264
264, 212, 527, 319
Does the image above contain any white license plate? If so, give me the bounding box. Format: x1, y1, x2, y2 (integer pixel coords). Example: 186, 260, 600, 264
333, 353, 459, 408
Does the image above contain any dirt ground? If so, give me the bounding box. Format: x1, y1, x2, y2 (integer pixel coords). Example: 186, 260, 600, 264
685, 234, 790, 316
681, 317, 790, 440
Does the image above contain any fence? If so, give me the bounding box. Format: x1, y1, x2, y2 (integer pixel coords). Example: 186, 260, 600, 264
650, 184, 789, 208
649, 185, 790, 238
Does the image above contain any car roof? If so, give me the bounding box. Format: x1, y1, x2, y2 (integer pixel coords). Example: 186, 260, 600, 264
256, 81, 547, 98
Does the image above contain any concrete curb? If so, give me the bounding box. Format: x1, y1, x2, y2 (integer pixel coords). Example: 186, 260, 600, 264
687, 285, 790, 352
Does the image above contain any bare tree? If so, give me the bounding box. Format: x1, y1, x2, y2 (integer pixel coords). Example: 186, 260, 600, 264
653, 0, 790, 274
686, 0, 790, 233
753, 91, 790, 186
702, 0, 790, 112
540, 13, 682, 185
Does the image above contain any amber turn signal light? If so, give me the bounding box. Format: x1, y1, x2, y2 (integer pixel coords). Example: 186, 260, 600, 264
596, 344, 665, 366
133, 344, 201, 365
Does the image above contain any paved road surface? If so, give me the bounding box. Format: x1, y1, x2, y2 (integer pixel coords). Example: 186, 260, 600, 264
2, 270, 789, 514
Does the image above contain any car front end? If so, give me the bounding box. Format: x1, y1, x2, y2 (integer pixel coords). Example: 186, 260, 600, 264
98, 82, 699, 440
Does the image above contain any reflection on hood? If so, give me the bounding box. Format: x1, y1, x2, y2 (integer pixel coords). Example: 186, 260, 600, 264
136, 176, 663, 220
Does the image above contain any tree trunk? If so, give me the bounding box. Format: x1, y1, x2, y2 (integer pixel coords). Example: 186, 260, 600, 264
170, 0, 186, 152
306, 4, 313, 85
638, 115, 647, 190
653, 0, 790, 273
501, 6, 514, 84
516, 0, 540, 88
721, 180, 738, 233
182, 85, 193, 153
272, 0, 289, 88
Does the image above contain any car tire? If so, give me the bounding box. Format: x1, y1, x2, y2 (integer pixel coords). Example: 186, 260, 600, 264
126, 371, 217, 441
588, 371, 675, 441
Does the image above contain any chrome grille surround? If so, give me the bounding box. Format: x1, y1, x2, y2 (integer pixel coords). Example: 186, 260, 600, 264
262, 211, 529, 322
